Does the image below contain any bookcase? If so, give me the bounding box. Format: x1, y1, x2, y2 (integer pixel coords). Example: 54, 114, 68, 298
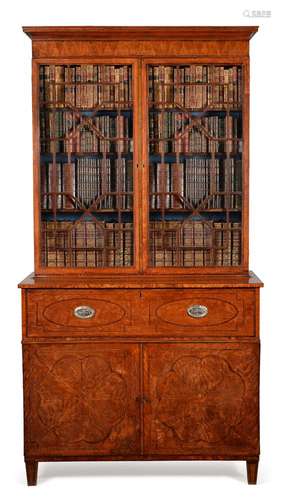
19, 26, 263, 485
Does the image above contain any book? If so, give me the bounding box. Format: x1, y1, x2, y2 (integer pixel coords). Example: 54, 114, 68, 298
41, 220, 134, 268
149, 220, 241, 267
149, 64, 242, 109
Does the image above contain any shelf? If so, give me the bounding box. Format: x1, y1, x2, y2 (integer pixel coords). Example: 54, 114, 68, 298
40, 152, 133, 162
40, 107, 133, 116
150, 208, 241, 213
42, 208, 133, 213
42, 211, 134, 222
149, 153, 242, 162
149, 109, 242, 117
149, 211, 241, 223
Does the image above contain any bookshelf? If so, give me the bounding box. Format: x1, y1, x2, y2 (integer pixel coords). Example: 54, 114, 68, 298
147, 63, 242, 267
39, 64, 134, 268
38, 62, 244, 270
19, 27, 262, 486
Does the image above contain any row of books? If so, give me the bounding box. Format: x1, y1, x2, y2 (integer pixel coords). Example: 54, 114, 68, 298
41, 158, 133, 209
40, 111, 133, 153
149, 65, 242, 109
41, 221, 134, 267
40, 65, 133, 108
149, 221, 241, 266
149, 159, 242, 209
149, 113, 242, 154
40, 219, 240, 268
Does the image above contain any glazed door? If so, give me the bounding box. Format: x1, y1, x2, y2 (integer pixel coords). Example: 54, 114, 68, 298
141, 61, 247, 272
143, 343, 259, 456
36, 60, 140, 273
23, 343, 140, 457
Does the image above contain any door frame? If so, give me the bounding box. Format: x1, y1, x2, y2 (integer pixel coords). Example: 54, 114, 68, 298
33, 57, 142, 275
140, 57, 249, 274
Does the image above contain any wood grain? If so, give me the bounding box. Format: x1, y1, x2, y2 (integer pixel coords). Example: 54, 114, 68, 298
20, 25, 261, 485
23, 343, 140, 457
143, 342, 259, 456
22, 26, 258, 41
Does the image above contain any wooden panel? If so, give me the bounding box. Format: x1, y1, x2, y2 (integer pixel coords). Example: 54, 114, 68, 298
26, 288, 257, 339
23, 342, 140, 457
32, 41, 250, 59
27, 290, 140, 337
143, 342, 259, 455
144, 289, 255, 336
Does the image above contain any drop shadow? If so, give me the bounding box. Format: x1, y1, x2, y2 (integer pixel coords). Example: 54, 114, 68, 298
39, 460, 246, 483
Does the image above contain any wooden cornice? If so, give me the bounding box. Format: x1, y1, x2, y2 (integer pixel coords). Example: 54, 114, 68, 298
22, 26, 259, 42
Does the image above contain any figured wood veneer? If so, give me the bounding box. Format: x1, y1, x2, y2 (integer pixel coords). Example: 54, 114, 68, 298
26, 288, 256, 338
23, 343, 140, 456
19, 26, 262, 485
143, 342, 259, 455
145, 289, 255, 336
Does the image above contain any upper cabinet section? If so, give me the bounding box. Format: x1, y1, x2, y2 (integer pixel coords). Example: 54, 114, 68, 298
23, 26, 258, 275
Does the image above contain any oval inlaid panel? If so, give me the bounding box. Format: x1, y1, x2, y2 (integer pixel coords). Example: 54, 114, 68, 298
43, 297, 125, 327
156, 297, 238, 327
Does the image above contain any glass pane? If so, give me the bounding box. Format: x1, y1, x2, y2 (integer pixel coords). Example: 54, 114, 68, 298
148, 64, 242, 267
39, 64, 134, 268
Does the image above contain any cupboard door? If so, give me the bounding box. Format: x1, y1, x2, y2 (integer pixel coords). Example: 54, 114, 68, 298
143, 342, 259, 456
37, 61, 139, 272
142, 62, 244, 270
23, 343, 140, 457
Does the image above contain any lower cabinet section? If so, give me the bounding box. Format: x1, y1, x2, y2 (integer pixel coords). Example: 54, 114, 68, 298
23, 343, 141, 457
23, 340, 260, 483
143, 342, 259, 456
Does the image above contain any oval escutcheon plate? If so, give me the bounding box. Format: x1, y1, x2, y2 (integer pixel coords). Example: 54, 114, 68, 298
74, 305, 95, 319
187, 304, 208, 319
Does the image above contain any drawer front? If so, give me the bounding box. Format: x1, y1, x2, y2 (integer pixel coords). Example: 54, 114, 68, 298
27, 288, 256, 338
144, 289, 256, 336
27, 290, 141, 337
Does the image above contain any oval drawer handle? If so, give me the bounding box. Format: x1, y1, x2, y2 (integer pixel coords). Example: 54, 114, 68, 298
74, 305, 95, 319
187, 304, 208, 319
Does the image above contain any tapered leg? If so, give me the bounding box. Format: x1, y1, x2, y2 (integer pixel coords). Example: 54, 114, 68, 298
246, 459, 259, 484
25, 460, 38, 486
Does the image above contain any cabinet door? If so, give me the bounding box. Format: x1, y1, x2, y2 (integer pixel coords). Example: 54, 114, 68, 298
142, 61, 246, 272
36, 61, 140, 273
143, 342, 259, 456
23, 343, 140, 457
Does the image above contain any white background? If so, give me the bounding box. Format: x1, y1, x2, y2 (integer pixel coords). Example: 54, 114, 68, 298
0, 0, 280, 497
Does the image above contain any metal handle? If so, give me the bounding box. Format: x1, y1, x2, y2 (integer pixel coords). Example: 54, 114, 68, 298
187, 304, 208, 319
74, 305, 95, 319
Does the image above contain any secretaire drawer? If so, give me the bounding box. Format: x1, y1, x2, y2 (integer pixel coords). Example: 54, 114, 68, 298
26, 288, 257, 338
143, 289, 256, 336
26, 290, 140, 337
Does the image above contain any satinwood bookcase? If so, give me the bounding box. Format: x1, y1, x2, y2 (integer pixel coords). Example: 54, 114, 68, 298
19, 26, 263, 485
